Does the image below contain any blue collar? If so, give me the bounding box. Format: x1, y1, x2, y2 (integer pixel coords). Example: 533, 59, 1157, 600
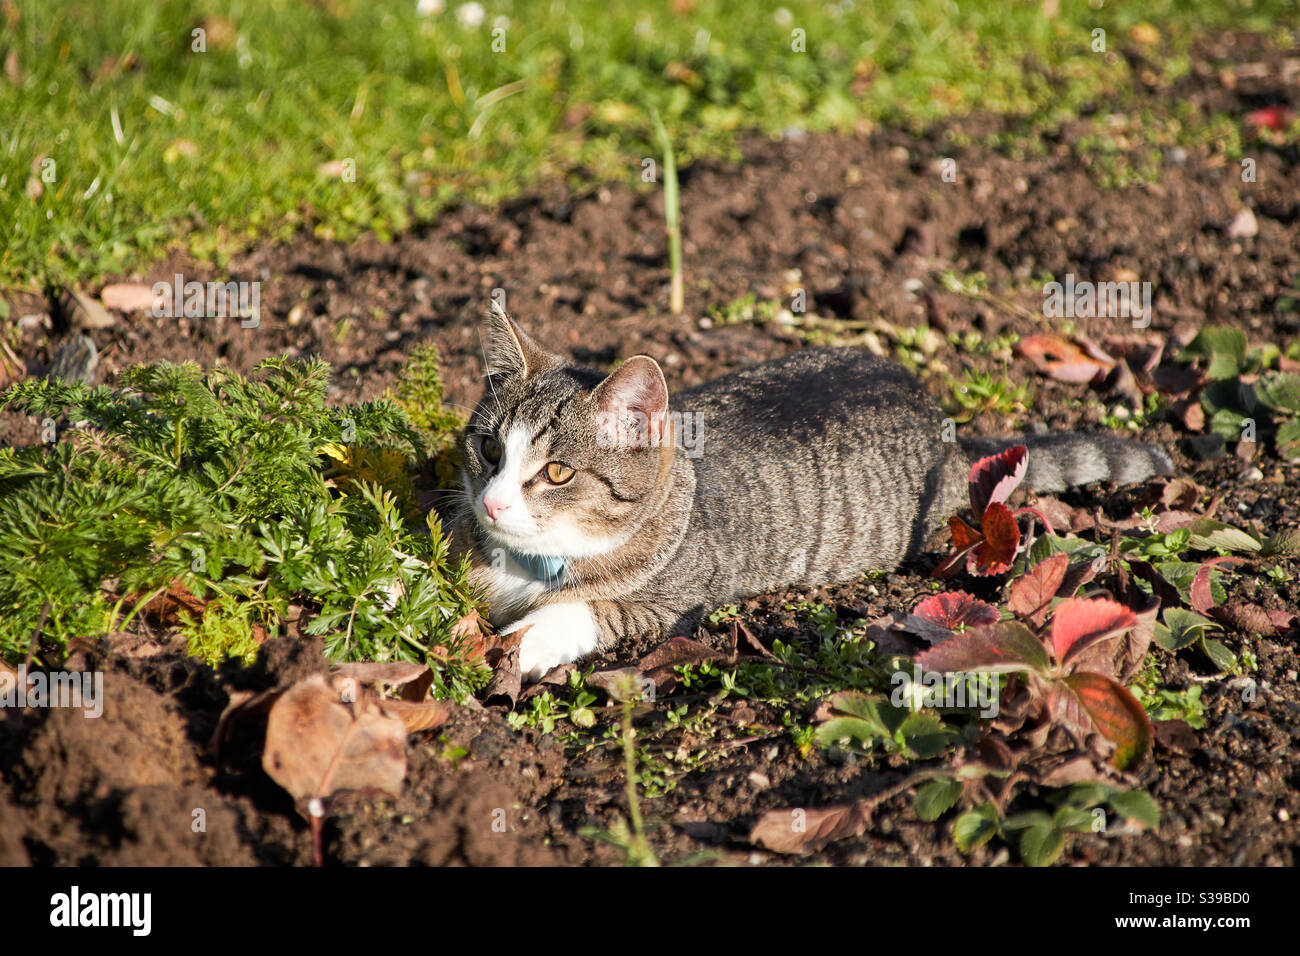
510, 550, 568, 586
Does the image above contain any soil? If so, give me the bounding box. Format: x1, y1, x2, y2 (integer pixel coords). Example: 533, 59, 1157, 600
2, 34, 1298, 866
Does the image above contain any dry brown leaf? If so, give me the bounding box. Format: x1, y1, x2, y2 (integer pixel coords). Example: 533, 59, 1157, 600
483, 625, 528, 707
733, 619, 775, 659
1036, 755, 1116, 787
100, 282, 163, 313
1160, 477, 1203, 510
332, 661, 430, 688
1209, 602, 1288, 636
210, 686, 283, 763
749, 802, 871, 855
262, 674, 406, 805
637, 636, 722, 694
137, 581, 208, 626
58, 288, 116, 330
376, 698, 452, 733
1031, 495, 1095, 533
1018, 334, 1114, 384
434, 609, 487, 662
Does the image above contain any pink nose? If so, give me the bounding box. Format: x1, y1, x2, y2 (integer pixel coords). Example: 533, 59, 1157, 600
483, 496, 510, 521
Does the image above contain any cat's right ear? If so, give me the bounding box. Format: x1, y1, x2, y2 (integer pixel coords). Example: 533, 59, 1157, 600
593, 355, 670, 449
484, 302, 551, 379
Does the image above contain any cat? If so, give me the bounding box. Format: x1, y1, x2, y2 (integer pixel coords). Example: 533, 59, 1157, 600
450, 305, 1172, 680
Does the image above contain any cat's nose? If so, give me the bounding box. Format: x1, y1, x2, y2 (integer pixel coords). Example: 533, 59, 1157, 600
483, 496, 510, 521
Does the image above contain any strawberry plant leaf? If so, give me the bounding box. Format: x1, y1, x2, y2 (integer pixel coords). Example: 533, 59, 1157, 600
1107, 790, 1161, 829
1050, 597, 1137, 667
1153, 607, 1220, 651
1154, 560, 1227, 606
1277, 419, 1300, 462
915, 620, 1050, 674
1186, 519, 1262, 553
1255, 371, 1300, 414
914, 777, 962, 822
1068, 594, 1159, 683
1007, 552, 1069, 626
952, 803, 1000, 853
968, 445, 1028, 516
814, 691, 892, 749
895, 712, 954, 758
1200, 637, 1237, 673
1181, 326, 1246, 380
970, 501, 1019, 575
1059, 672, 1154, 770
913, 591, 1000, 630
1052, 805, 1097, 833
1018, 822, 1065, 867
749, 803, 871, 856
1261, 528, 1300, 558
949, 515, 983, 550
1189, 556, 1246, 613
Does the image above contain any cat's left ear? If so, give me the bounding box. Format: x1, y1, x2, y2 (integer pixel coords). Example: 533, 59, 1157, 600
483, 302, 554, 379
593, 355, 669, 449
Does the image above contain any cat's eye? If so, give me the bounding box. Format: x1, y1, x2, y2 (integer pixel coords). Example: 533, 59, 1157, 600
544, 462, 575, 485
481, 436, 502, 465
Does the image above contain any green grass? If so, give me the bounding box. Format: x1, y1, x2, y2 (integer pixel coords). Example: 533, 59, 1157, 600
3, 0, 1294, 290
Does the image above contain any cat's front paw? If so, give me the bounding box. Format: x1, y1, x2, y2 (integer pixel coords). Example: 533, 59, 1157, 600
504, 601, 602, 682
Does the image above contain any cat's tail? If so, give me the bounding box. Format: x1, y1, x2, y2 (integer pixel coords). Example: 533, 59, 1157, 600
958, 432, 1173, 494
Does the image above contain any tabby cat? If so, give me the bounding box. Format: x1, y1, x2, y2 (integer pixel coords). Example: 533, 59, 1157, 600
451, 306, 1171, 680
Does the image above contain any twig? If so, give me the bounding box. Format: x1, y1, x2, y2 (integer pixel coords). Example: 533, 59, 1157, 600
24, 601, 51, 672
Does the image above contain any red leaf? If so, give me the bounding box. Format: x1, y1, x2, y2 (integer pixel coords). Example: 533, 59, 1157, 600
1069, 594, 1159, 684
968, 445, 1029, 516
1247, 105, 1295, 131
1189, 556, 1246, 614
969, 502, 1019, 576
1059, 672, 1154, 770
949, 515, 983, 550
914, 621, 1050, 675
912, 592, 1000, 631
1050, 597, 1137, 667
1017, 335, 1115, 384
1006, 553, 1069, 626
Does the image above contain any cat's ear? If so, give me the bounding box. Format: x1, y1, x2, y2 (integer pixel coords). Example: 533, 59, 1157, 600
484, 302, 552, 379
593, 355, 669, 449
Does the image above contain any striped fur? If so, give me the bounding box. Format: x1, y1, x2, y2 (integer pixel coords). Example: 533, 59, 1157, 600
450, 310, 1172, 678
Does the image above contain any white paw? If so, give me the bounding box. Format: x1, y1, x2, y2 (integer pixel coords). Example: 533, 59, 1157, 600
504, 602, 601, 682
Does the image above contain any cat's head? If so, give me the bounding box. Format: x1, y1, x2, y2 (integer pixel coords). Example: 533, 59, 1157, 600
461, 304, 673, 559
